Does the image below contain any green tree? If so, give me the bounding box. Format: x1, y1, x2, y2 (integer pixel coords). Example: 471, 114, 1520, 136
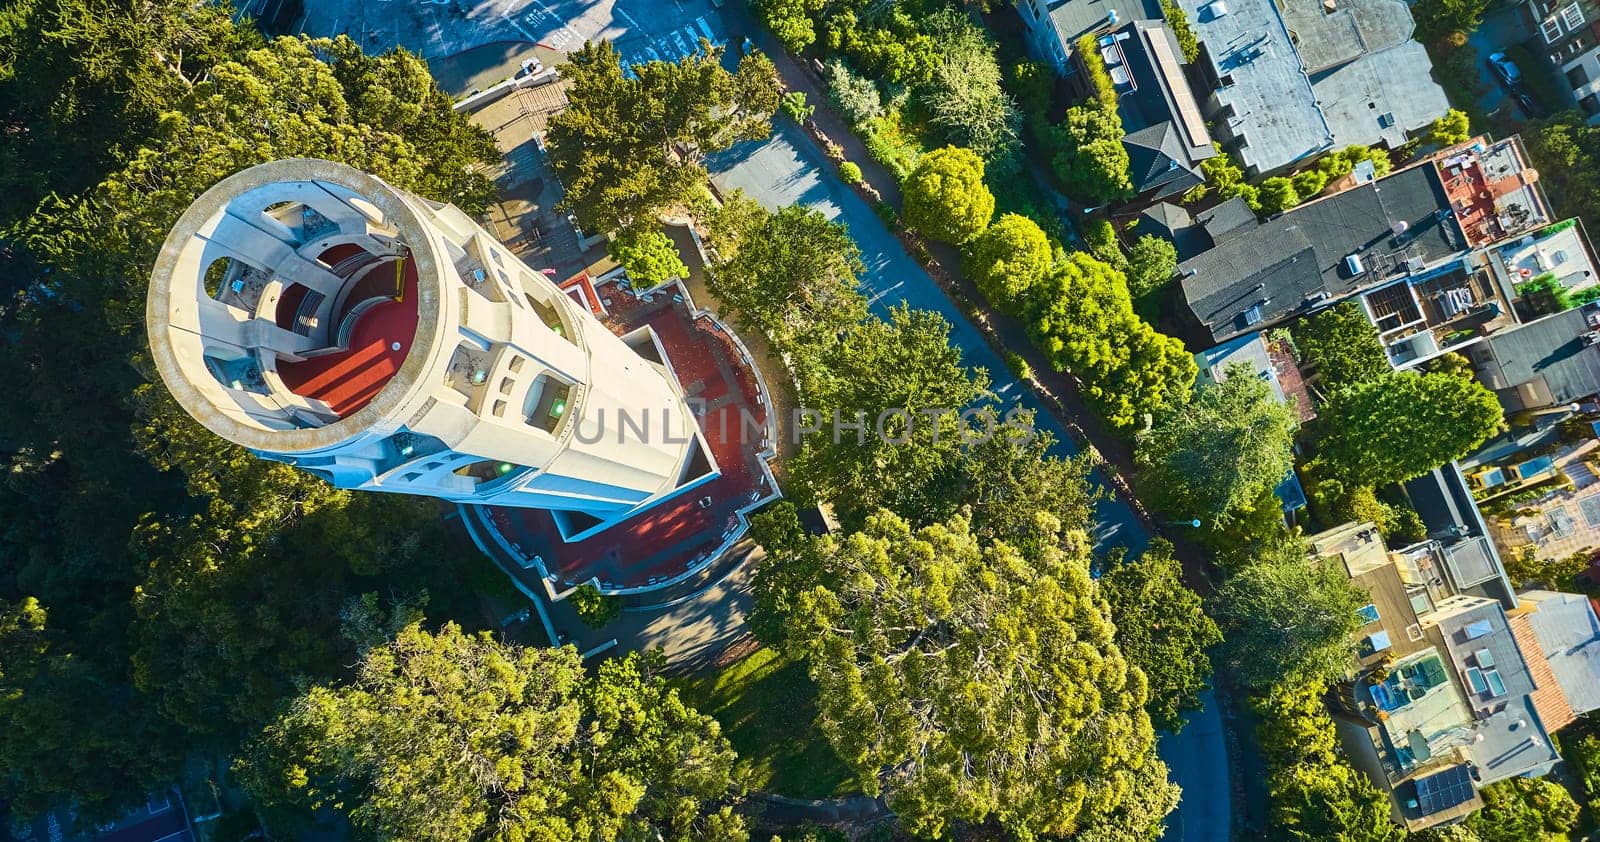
1427, 108, 1472, 147
1271, 751, 1405, 841
569, 582, 623, 628
1414, 0, 1491, 39
1527, 112, 1600, 229
821, 58, 882, 128
1101, 540, 1222, 733
1127, 233, 1179, 299
1136, 363, 1299, 524
1050, 104, 1133, 204
1291, 300, 1392, 389
780, 90, 814, 122
747, 502, 821, 646
903, 146, 995, 243
1210, 543, 1366, 690
1292, 168, 1330, 200
965, 213, 1053, 310
1314, 369, 1504, 488
920, 11, 1019, 160
0, 30, 502, 818
1258, 176, 1302, 215
547, 41, 778, 235
1464, 777, 1580, 841
612, 226, 689, 288
0, 0, 260, 225
754, 0, 823, 51
786, 510, 1178, 839
240, 625, 746, 840
1024, 252, 1197, 427
704, 194, 868, 365
1185, 147, 1258, 211
787, 307, 986, 527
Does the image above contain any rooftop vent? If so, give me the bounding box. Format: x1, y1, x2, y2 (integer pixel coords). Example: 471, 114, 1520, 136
1241, 304, 1264, 326
1378, 112, 1396, 128
1346, 254, 1366, 276
1406, 256, 1427, 274
1393, 219, 1411, 237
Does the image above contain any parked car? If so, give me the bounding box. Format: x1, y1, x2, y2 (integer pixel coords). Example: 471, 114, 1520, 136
1489, 52, 1523, 86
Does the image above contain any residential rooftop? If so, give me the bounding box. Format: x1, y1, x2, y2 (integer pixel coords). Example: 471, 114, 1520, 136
1313, 521, 1562, 829
1515, 589, 1600, 719
1175, 0, 1330, 174
1103, 21, 1218, 199
1041, 0, 1163, 58
1472, 304, 1600, 410
1177, 161, 1464, 346
1279, 0, 1449, 152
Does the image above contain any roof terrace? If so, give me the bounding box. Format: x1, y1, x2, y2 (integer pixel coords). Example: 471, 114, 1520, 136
1434, 137, 1549, 249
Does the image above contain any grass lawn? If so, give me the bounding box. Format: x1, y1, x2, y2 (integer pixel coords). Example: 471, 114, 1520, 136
673, 646, 859, 799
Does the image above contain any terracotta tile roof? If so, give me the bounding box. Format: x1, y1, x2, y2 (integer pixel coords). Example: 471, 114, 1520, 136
1509, 613, 1577, 732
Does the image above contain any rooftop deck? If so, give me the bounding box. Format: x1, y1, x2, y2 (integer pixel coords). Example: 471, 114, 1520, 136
1435, 139, 1548, 249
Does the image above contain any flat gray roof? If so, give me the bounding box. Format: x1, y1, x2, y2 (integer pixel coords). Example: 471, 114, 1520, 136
1433, 601, 1561, 784
1521, 590, 1600, 716
1176, 0, 1330, 173
1482, 306, 1600, 405
1045, 0, 1163, 52
1311, 38, 1450, 150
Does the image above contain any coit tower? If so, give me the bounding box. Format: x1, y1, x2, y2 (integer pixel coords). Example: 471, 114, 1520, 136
147, 159, 710, 541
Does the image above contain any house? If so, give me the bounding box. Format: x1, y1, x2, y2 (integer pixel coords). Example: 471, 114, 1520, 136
1468, 303, 1600, 414
1192, 329, 1316, 420
1312, 522, 1562, 830
1015, 0, 1164, 75
1510, 589, 1600, 725
1138, 196, 1256, 261
1169, 0, 1447, 175
1097, 21, 1219, 200
1521, 0, 1600, 119
1173, 137, 1547, 358
1276, 0, 1451, 153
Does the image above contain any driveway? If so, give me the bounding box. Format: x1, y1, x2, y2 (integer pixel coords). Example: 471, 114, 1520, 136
1466, 3, 1537, 123
704, 122, 1150, 557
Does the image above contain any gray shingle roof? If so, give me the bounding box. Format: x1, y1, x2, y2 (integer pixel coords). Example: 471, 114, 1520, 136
1178, 163, 1464, 345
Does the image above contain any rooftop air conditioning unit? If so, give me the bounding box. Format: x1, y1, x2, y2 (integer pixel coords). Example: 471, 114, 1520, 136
1346, 254, 1365, 275
1406, 256, 1426, 274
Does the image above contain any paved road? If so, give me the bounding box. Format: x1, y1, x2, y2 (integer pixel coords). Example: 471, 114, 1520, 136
705, 121, 1149, 557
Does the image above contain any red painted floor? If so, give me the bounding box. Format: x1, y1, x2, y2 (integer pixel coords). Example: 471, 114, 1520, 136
486, 285, 775, 589
278, 249, 419, 418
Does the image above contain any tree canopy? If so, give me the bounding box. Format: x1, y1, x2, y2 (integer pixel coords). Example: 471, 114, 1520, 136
1049, 104, 1133, 204
1314, 369, 1504, 488
1136, 363, 1299, 525
966, 213, 1053, 311
547, 40, 778, 237
787, 306, 988, 527
919, 11, 1019, 160
704, 193, 868, 367
903, 146, 995, 244
1126, 233, 1178, 300
240, 625, 747, 840
1023, 252, 1197, 428
1291, 300, 1392, 390
1210, 542, 1366, 691
784, 510, 1178, 839
1101, 540, 1223, 733
611, 226, 689, 288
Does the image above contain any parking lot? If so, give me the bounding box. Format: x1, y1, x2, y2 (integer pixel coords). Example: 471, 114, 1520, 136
297, 0, 729, 94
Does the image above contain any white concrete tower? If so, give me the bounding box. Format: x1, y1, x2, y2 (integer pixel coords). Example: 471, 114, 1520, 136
147, 159, 712, 541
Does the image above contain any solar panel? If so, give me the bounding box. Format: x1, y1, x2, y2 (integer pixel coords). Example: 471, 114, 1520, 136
1143, 27, 1210, 150
1414, 765, 1476, 816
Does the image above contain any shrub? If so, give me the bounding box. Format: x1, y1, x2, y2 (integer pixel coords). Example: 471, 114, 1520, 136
823, 58, 883, 129
838, 160, 863, 184
568, 582, 622, 629
780, 90, 813, 123
1257, 176, 1301, 216
1005, 350, 1033, 381
1127, 234, 1178, 299
1291, 168, 1330, 200
1161, 0, 1200, 63
1075, 34, 1119, 110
